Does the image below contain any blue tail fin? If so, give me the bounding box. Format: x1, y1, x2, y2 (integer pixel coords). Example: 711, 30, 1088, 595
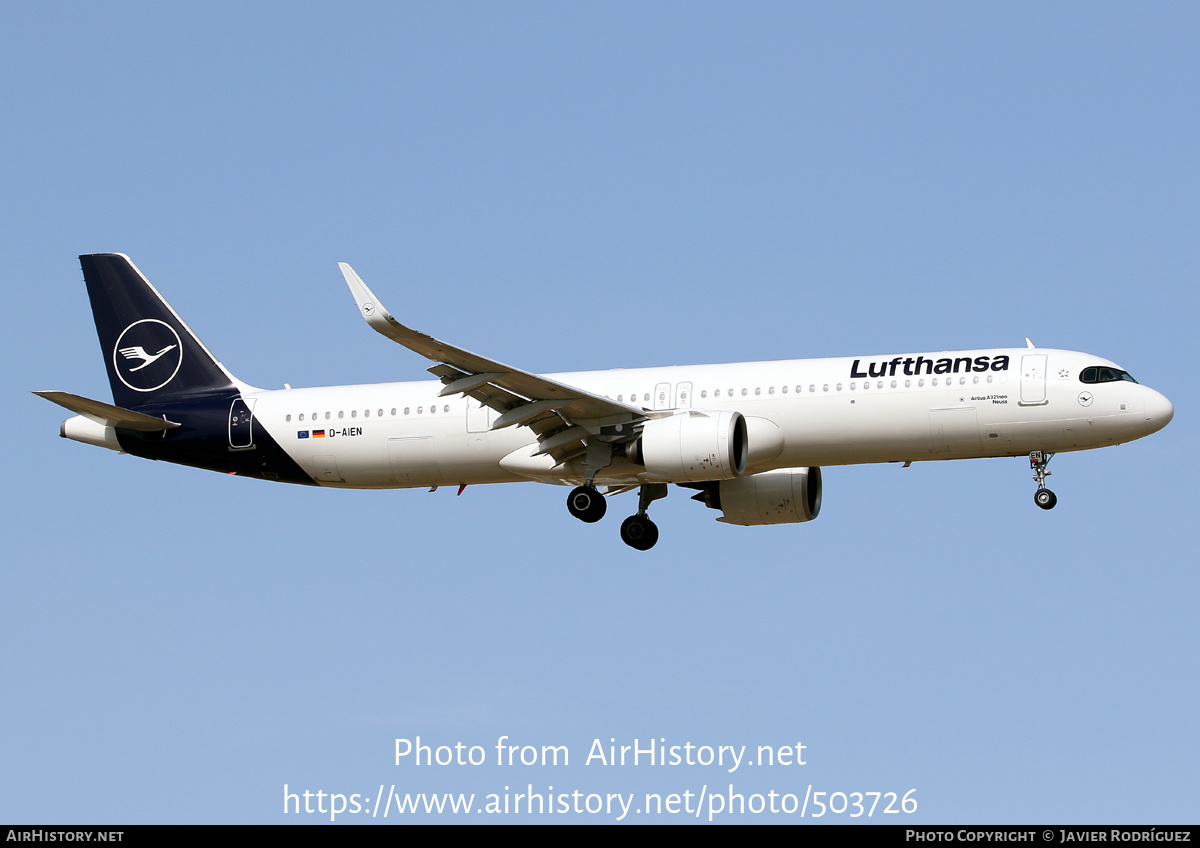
80, 254, 237, 408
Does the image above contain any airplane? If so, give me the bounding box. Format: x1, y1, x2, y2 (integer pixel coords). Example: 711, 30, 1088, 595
36, 253, 1174, 550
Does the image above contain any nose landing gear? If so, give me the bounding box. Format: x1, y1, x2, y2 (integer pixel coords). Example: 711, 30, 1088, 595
1030, 451, 1057, 510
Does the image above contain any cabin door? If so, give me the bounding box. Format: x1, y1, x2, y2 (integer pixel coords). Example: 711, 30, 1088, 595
1020, 354, 1048, 405
229, 398, 256, 449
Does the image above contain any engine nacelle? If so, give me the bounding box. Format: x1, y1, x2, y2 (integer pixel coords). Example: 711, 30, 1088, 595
708, 467, 822, 525
629, 409, 748, 482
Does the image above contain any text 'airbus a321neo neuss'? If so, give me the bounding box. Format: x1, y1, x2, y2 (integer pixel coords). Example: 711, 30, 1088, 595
37, 254, 1173, 550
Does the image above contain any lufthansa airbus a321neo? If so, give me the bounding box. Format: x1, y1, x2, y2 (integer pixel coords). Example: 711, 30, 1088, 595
37, 254, 1173, 550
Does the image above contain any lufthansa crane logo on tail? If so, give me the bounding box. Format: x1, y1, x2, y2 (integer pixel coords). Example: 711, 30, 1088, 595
120, 343, 177, 371
112, 319, 183, 392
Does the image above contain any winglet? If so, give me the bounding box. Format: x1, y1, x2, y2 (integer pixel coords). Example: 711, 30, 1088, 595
1025, 338, 1036, 348
339, 262, 397, 333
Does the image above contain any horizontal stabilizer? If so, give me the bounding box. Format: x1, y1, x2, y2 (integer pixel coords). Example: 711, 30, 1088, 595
33, 391, 181, 430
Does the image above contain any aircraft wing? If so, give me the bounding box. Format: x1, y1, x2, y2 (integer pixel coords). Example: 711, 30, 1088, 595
339, 263, 645, 462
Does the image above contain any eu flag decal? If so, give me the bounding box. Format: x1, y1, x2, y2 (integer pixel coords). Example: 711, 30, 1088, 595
298, 431, 309, 439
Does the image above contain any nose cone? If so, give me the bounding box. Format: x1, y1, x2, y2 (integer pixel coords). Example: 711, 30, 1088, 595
1144, 389, 1174, 433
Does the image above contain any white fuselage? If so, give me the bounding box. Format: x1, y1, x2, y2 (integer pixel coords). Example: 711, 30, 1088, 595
245, 347, 1173, 489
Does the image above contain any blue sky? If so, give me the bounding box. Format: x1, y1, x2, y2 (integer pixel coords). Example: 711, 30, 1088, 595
2, 2, 1196, 823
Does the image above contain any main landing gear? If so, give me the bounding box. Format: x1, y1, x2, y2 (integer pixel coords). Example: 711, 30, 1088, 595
620, 514, 658, 551
566, 485, 607, 523
1030, 451, 1057, 510
566, 441, 612, 524
619, 484, 667, 551
565, 483, 668, 551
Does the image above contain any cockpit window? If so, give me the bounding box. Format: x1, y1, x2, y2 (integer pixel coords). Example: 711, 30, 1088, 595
1080, 366, 1138, 384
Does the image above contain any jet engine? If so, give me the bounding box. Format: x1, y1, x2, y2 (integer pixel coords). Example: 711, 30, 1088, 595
689, 467, 822, 525
625, 409, 748, 482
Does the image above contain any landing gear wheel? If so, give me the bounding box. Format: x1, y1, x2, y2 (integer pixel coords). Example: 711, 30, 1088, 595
1029, 451, 1057, 510
567, 486, 607, 523
620, 515, 659, 551
1034, 488, 1057, 510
